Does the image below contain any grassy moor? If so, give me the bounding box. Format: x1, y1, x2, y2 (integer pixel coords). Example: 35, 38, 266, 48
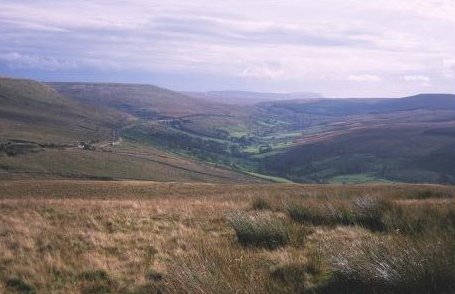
0, 181, 454, 293
1, 1, 455, 292
1, 76, 455, 293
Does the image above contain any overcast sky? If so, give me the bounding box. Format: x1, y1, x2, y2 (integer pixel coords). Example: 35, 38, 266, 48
0, 0, 454, 97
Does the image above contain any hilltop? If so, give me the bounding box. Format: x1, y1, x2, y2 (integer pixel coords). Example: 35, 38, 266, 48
184, 90, 323, 105
49, 82, 241, 119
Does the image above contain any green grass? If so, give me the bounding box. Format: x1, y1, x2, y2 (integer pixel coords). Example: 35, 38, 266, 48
241, 170, 294, 183
0, 143, 262, 183
0, 78, 123, 144
263, 131, 302, 140
328, 173, 392, 184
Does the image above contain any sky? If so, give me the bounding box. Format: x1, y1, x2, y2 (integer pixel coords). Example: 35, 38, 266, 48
0, 0, 454, 97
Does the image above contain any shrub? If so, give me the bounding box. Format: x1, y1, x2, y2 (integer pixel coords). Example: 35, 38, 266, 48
251, 198, 271, 210
229, 213, 289, 249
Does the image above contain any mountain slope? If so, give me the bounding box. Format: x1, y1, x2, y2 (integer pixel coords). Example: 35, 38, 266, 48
49, 82, 239, 119
0, 77, 125, 144
259, 94, 455, 117
184, 90, 323, 105
0, 77, 265, 183
258, 107, 455, 184
3, 77, 455, 184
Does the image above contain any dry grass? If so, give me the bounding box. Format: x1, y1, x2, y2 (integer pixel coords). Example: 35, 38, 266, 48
0, 181, 454, 293
229, 212, 290, 249
317, 233, 455, 293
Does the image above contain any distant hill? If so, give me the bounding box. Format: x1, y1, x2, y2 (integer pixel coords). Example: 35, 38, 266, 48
183, 90, 323, 105
260, 122, 455, 184
256, 94, 455, 184
0, 77, 124, 144
260, 94, 455, 117
50, 83, 238, 119
2, 76, 455, 184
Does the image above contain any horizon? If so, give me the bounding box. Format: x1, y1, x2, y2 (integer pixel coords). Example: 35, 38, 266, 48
2, 74, 454, 100
1, 0, 454, 98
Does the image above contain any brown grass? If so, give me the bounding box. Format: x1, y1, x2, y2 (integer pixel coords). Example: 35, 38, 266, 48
0, 181, 454, 293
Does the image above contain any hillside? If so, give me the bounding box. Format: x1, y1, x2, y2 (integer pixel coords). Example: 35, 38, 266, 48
0, 78, 265, 183
49, 82, 241, 119
2, 77, 455, 184
259, 94, 455, 117
0, 77, 125, 144
256, 97, 455, 184
51, 83, 455, 184
184, 90, 323, 105
260, 122, 455, 183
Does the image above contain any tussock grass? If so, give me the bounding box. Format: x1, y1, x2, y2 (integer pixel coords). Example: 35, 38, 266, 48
319, 234, 455, 294
251, 197, 271, 210
350, 196, 391, 231
266, 245, 329, 293
145, 270, 163, 282
5, 277, 36, 294
78, 269, 111, 282
269, 264, 307, 293
409, 189, 454, 200
163, 239, 270, 294
287, 203, 331, 226
229, 212, 290, 249
383, 204, 455, 235
1, 181, 454, 293
286, 197, 391, 231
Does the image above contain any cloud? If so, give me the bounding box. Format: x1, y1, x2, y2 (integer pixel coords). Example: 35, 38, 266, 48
442, 59, 455, 78
240, 62, 285, 79
0, 52, 77, 70
402, 75, 431, 82
348, 74, 382, 82
0, 0, 454, 97
402, 74, 432, 87
0, 51, 123, 72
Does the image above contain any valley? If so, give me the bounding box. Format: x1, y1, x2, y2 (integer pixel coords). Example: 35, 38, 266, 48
2, 1, 454, 293
1, 78, 454, 294
1, 77, 455, 184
